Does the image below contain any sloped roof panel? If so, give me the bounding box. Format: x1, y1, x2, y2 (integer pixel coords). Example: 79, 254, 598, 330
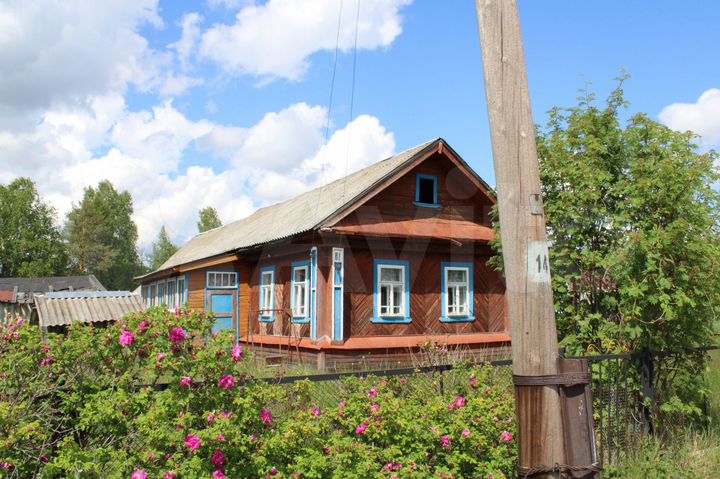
35, 291, 146, 327
148, 140, 437, 274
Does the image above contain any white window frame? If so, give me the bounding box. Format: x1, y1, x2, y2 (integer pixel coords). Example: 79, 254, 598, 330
291, 264, 309, 319
378, 264, 406, 318
177, 276, 186, 305
259, 269, 275, 319
167, 278, 176, 308
206, 271, 238, 289
157, 281, 166, 305
444, 267, 470, 317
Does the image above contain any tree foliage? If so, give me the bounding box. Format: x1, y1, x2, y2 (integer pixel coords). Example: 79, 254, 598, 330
536, 78, 720, 355
0, 178, 67, 277
149, 226, 179, 271
197, 206, 222, 233
65, 181, 142, 290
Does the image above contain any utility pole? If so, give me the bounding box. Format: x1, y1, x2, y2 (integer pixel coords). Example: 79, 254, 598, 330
475, 1, 566, 477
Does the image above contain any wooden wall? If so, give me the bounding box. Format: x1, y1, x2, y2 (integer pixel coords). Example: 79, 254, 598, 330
186, 260, 250, 338
336, 152, 495, 230
339, 243, 506, 339
248, 249, 316, 339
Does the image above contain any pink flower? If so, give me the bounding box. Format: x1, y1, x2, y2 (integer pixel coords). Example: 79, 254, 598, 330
368, 386, 379, 398
213, 471, 226, 479
269, 467, 278, 476
163, 473, 177, 479
216, 435, 226, 441
218, 375, 235, 390
356, 422, 368, 435
207, 413, 216, 423
231, 344, 243, 361
370, 403, 380, 414
501, 432, 513, 442
137, 321, 150, 334
132, 468, 148, 479
1, 462, 13, 470
260, 409, 273, 425
119, 331, 135, 346
169, 327, 186, 344
454, 396, 466, 408
184, 433, 202, 451
179, 376, 192, 387
311, 407, 320, 417
440, 435, 451, 448
211, 450, 225, 468
461, 429, 471, 438
219, 412, 232, 420
156, 353, 168, 361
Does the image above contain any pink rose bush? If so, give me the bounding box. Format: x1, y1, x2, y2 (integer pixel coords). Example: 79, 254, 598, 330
0, 307, 515, 478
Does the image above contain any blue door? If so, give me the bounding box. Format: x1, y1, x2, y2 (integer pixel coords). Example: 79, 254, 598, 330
209, 292, 235, 334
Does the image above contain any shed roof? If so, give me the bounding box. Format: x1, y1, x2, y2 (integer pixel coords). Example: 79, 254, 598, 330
34, 291, 145, 328
0, 275, 105, 294
139, 138, 494, 280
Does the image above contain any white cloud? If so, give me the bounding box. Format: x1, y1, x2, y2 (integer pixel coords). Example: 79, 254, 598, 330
658, 88, 720, 149
198, 0, 412, 81
0, 0, 164, 120
0, 96, 396, 251
170, 13, 203, 71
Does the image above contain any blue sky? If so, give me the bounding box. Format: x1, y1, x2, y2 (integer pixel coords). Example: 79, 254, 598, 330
0, 0, 718, 250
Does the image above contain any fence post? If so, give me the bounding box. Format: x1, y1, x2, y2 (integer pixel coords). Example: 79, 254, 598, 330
639, 350, 655, 435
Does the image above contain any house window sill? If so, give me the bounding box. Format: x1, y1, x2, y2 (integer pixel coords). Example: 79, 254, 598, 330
412, 201, 441, 209
370, 317, 413, 324
440, 316, 475, 323
258, 317, 274, 323
291, 318, 310, 324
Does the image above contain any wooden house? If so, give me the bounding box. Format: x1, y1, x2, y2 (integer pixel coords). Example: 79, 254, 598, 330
136, 139, 509, 368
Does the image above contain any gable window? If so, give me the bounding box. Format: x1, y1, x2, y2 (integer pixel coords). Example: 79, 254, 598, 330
414, 174, 439, 208
291, 262, 310, 321
259, 267, 275, 322
207, 271, 237, 288
167, 279, 176, 308
441, 262, 475, 322
371, 260, 412, 323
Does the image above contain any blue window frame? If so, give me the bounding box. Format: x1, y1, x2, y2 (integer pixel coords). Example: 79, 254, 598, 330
440, 262, 475, 322
371, 259, 412, 324
413, 174, 440, 208
259, 266, 275, 322
290, 260, 310, 322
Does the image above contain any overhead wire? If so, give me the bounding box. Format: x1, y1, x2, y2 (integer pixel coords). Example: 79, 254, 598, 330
341, 0, 361, 204
312, 0, 345, 224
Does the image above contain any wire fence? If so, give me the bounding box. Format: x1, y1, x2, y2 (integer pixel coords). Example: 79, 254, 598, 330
249, 346, 720, 471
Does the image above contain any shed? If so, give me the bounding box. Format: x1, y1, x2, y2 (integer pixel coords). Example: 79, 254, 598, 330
34, 291, 145, 329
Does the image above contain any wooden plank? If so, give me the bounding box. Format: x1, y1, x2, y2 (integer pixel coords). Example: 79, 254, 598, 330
475, 0, 566, 477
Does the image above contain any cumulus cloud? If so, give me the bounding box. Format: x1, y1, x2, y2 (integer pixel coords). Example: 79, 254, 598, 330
0, 96, 396, 250
198, 0, 412, 81
658, 88, 720, 149
0, 0, 163, 120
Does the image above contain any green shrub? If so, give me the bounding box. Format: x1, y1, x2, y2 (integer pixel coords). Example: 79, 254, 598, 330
0, 309, 516, 478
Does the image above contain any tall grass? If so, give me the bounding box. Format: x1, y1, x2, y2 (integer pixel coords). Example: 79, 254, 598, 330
604, 349, 720, 478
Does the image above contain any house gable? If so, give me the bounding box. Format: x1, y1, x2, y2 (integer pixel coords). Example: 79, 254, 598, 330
326, 143, 496, 243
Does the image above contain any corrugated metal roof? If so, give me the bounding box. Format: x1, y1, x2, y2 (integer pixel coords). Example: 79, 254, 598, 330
0, 275, 105, 294
34, 291, 145, 327
146, 139, 438, 275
